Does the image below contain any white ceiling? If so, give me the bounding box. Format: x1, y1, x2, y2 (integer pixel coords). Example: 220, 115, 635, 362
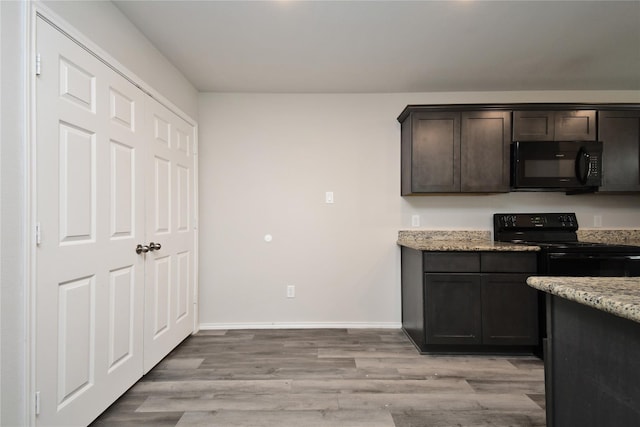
113, 0, 640, 93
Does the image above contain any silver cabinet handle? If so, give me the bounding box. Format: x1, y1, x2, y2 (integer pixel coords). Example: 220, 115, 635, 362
136, 244, 150, 254
149, 242, 161, 251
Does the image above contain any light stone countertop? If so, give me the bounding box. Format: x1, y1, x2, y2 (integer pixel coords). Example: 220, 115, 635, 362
398, 239, 540, 252
577, 229, 640, 246
397, 230, 539, 252
398, 229, 640, 252
527, 276, 640, 324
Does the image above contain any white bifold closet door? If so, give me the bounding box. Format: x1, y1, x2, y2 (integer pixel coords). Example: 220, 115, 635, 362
35, 16, 195, 426
143, 86, 196, 372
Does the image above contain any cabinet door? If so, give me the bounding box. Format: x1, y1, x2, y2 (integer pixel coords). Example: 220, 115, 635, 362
405, 112, 461, 193
554, 110, 596, 141
513, 110, 596, 141
481, 274, 539, 345
461, 111, 511, 192
598, 110, 640, 192
513, 111, 555, 141
425, 274, 481, 345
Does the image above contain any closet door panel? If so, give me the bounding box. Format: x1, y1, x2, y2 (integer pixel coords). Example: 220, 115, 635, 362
143, 98, 196, 372
35, 16, 146, 426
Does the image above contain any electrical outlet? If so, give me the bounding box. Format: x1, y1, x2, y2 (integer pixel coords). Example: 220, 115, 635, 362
287, 285, 295, 298
325, 191, 334, 204
411, 215, 420, 227
594, 215, 602, 227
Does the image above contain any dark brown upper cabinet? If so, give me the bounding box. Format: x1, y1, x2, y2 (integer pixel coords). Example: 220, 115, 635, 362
401, 110, 511, 194
598, 110, 640, 193
461, 111, 511, 192
402, 111, 460, 194
513, 110, 596, 141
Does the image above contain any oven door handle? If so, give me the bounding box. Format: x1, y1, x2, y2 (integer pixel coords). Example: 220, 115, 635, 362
549, 254, 640, 261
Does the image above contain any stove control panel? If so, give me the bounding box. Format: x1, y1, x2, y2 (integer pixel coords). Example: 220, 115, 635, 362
494, 213, 578, 231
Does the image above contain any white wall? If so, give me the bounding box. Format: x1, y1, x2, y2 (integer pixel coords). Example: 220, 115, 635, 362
0, 2, 198, 424
198, 91, 640, 328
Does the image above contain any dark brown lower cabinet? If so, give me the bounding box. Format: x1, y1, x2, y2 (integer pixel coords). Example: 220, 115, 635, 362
401, 248, 539, 354
481, 274, 539, 345
425, 274, 482, 345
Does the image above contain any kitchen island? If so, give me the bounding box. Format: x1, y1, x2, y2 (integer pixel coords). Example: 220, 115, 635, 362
527, 276, 640, 427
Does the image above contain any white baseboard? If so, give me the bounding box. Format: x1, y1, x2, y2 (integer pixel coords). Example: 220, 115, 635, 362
198, 322, 402, 330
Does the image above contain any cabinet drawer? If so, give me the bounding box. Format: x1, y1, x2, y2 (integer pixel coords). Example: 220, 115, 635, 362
423, 252, 480, 272
481, 253, 537, 273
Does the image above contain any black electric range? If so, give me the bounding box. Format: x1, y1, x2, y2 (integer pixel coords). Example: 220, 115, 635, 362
494, 213, 640, 276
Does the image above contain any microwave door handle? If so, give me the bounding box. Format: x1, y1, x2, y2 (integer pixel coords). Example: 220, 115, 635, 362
575, 148, 590, 185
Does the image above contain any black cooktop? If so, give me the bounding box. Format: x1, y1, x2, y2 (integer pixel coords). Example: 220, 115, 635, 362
494, 213, 640, 253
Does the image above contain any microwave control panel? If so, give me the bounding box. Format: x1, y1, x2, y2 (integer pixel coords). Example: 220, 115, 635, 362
587, 155, 600, 179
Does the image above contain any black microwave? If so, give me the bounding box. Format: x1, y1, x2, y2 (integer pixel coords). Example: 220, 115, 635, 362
511, 140, 603, 192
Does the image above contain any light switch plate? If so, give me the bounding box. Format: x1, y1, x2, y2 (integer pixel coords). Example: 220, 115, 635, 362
411, 215, 420, 227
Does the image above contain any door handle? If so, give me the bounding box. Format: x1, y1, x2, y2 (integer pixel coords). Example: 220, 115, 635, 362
136, 244, 150, 254
149, 242, 162, 251
575, 147, 590, 185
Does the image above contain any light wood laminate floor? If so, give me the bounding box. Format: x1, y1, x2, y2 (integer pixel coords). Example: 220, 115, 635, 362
91, 329, 545, 426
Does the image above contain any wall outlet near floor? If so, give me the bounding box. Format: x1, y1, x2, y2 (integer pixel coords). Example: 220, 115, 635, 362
287, 285, 295, 298
411, 215, 420, 227
594, 215, 603, 228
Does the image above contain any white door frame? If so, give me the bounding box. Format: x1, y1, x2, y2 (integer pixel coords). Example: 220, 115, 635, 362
27, 2, 199, 424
